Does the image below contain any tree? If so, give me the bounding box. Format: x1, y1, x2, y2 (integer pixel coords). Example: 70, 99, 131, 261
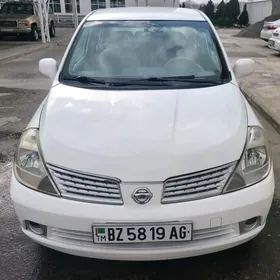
182, 2, 185, 8
238, 4, 249, 27
225, 0, 240, 23
199, 4, 205, 11
215, 0, 226, 19
272, 0, 280, 14
204, 0, 215, 20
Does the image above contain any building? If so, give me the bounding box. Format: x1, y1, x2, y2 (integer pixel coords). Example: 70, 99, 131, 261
0, 0, 179, 23
57, 0, 179, 17
239, 0, 272, 24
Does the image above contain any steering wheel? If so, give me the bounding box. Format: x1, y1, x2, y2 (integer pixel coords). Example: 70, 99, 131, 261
164, 57, 204, 76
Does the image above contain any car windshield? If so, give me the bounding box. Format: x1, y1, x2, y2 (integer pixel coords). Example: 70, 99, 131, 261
0, 3, 34, 14
61, 20, 229, 88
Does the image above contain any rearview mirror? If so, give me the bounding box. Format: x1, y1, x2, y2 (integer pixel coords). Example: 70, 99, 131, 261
233, 58, 255, 79
39, 58, 57, 79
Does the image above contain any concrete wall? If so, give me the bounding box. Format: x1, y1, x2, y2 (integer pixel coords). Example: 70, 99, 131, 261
240, 0, 272, 24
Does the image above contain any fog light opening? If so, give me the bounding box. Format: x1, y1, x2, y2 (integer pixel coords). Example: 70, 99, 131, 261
26, 221, 46, 236
245, 217, 258, 226
239, 217, 260, 234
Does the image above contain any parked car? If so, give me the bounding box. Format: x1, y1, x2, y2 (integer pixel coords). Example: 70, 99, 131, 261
260, 19, 280, 41
0, 1, 56, 41
10, 7, 275, 261
268, 27, 280, 52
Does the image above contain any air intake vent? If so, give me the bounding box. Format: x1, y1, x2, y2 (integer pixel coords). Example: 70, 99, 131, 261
47, 164, 123, 205
162, 162, 236, 204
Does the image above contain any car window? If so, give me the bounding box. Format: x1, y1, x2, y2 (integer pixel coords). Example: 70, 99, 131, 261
0, 3, 33, 14
61, 20, 229, 87
69, 28, 92, 70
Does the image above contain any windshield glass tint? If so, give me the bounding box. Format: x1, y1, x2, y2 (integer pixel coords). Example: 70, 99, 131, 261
0, 3, 33, 14
62, 20, 226, 81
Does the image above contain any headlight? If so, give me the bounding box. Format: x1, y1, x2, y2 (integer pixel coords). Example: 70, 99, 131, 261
224, 126, 271, 193
14, 128, 60, 196
17, 20, 28, 26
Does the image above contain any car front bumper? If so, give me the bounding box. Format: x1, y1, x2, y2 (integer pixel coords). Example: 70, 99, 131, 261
268, 37, 280, 51
0, 27, 31, 35
10, 170, 275, 261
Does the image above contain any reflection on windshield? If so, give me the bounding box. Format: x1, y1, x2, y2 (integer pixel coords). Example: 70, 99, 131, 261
62, 20, 227, 86
0, 3, 34, 14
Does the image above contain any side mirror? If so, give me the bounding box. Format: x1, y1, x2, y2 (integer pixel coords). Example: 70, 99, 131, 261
233, 58, 255, 79
39, 58, 57, 79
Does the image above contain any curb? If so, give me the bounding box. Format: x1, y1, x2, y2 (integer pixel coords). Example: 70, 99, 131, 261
0, 44, 50, 63
241, 87, 280, 134
0, 35, 71, 63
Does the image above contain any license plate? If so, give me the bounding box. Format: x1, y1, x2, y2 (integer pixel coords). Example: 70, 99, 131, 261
92, 223, 193, 244
268, 40, 275, 47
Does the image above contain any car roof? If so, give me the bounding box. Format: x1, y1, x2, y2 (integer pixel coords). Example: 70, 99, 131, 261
86, 7, 206, 22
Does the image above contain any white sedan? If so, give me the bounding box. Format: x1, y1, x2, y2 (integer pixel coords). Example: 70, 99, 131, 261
268, 27, 280, 52
260, 19, 280, 41
10, 7, 275, 261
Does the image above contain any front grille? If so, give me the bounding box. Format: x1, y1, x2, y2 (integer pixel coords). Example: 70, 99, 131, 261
161, 162, 236, 204
47, 164, 123, 205
0, 21, 17, 27
47, 224, 239, 248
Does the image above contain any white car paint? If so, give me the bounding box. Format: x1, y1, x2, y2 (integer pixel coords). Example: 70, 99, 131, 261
10, 170, 274, 260
10, 7, 275, 261
260, 19, 280, 41
86, 7, 203, 21
39, 83, 247, 182
260, 29, 274, 41
268, 27, 280, 52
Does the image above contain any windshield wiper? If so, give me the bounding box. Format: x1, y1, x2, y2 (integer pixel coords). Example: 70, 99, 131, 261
63, 76, 134, 86
63, 76, 108, 85
133, 76, 224, 85
62, 76, 172, 87
62, 75, 223, 88
134, 75, 195, 82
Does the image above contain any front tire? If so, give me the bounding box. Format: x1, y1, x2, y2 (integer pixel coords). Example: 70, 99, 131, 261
30, 25, 39, 41
49, 22, 55, 38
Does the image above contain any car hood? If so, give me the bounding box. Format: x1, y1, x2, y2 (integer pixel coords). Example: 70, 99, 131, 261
39, 83, 247, 182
